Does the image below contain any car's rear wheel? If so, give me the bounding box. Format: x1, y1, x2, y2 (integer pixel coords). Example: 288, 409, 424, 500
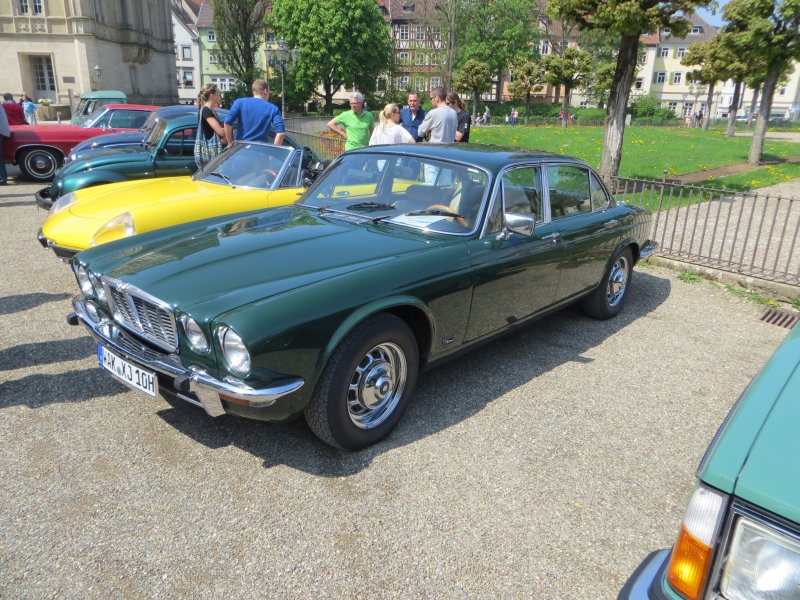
581, 247, 633, 319
19, 147, 62, 181
304, 314, 419, 450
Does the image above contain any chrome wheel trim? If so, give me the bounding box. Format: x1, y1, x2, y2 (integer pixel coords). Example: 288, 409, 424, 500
607, 255, 630, 307
24, 150, 58, 179
347, 342, 407, 430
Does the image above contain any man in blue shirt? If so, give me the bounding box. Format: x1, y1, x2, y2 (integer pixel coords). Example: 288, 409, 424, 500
399, 92, 426, 142
223, 79, 285, 145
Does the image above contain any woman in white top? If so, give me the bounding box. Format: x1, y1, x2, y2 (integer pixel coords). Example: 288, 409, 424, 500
369, 103, 416, 145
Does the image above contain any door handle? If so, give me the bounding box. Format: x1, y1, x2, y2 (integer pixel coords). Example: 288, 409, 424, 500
541, 232, 562, 243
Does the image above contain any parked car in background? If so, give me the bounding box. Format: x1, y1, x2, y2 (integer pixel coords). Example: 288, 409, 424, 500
66, 104, 198, 163
67, 145, 656, 450
36, 110, 292, 209
39, 141, 325, 259
3, 103, 157, 181
618, 322, 799, 600
70, 90, 127, 124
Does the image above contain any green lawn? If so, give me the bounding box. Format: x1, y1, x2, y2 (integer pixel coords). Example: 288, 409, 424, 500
469, 125, 800, 183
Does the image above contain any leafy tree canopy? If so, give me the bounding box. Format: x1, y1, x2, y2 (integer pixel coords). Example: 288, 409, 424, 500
211, 0, 268, 84
453, 58, 493, 116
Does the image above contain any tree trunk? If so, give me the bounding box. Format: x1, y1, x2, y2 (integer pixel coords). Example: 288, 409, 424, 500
561, 84, 570, 128
598, 33, 639, 186
525, 91, 530, 125
472, 89, 478, 118
746, 85, 760, 128
726, 80, 742, 137
701, 81, 715, 131
748, 69, 779, 165
323, 80, 335, 115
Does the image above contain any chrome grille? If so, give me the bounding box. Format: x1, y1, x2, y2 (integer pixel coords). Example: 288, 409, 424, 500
103, 277, 178, 352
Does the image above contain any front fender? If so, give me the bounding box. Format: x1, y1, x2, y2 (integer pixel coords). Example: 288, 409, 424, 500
61, 171, 129, 194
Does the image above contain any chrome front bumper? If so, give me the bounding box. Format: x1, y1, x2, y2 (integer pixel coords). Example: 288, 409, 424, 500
69, 298, 304, 417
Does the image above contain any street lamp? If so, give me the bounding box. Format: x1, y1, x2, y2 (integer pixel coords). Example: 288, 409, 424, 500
268, 38, 300, 115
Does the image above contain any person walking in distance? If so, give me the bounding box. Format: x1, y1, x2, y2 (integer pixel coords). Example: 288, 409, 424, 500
223, 79, 285, 145
327, 92, 373, 151
399, 92, 426, 142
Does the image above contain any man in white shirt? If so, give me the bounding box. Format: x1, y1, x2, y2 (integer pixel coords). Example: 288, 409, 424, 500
418, 87, 457, 144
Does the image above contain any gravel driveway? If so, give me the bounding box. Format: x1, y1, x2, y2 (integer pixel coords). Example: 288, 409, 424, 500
0, 175, 790, 599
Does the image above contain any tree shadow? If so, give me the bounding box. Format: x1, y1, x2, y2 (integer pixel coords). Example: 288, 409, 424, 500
0, 336, 96, 371
155, 270, 672, 476
0, 293, 72, 315
0, 192, 36, 201
0, 368, 127, 409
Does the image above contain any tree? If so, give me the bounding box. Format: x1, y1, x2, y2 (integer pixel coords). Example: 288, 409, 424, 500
576, 28, 620, 109
508, 58, 545, 124
681, 42, 721, 131
453, 59, 493, 117
722, 0, 800, 165
547, 0, 713, 184
458, 0, 542, 101
269, 0, 393, 114
211, 0, 269, 85
542, 47, 591, 127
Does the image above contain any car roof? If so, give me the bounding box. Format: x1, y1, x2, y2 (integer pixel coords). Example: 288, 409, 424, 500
154, 105, 197, 117
80, 90, 127, 99
346, 143, 592, 173
103, 104, 158, 111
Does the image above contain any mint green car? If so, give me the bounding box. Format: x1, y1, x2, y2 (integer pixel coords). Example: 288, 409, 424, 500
619, 322, 800, 600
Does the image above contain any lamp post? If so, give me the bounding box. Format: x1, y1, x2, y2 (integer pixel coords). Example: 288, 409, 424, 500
268, 38, 300, 115
91, 64, 102, 90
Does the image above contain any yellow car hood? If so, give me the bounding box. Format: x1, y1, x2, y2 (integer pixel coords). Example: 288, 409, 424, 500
42, 176, 303, 252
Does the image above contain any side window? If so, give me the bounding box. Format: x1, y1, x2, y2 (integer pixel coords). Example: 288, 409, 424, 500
163, 127, 196, 156
547, 164, 591, 219
108, 110, 148, 129
92, 113, 112, 128
278, 151, 302, 188
589, 171, 610, 209
486, 166, 543, 234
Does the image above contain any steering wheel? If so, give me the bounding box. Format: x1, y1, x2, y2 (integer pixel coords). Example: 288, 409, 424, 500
426, 204, 467, 227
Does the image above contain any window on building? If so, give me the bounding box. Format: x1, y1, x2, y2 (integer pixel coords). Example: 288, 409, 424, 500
659, 47, 669, 58
377, 78, 387, 91
415, 53, 427, 66
399, 25, 409, 40
208, 30, 215, 42
662, 28, 671, 36
431, 27, 441, 41
682, 102, 693, 117
690, 26, 703, 34
415, 25, 425, 42
398, 52, 410, 65
32, 0, 42, 13
266, 31, 275, 42
667, 101, 678, 113
181, 46, 191, 60
672, 72, 682, 85
639, 53, 648, 64
414, 76, 425, 90
430, 77, 441, 90
656, 72, 666, 84
209, 52, 218, 64
634, 78, 643, 90
18, 0, 29, 14
182, 70, 194, 87
779, 85, 787, 96
539, 40, 550, 55
579, 100, 588, 108
430, 53, 440, 66
398, 75, 409, 89
211, 77, 235, 91
677, 47, 686, 58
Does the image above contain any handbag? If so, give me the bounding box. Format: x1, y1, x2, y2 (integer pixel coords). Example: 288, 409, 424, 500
194, 107, 223, 169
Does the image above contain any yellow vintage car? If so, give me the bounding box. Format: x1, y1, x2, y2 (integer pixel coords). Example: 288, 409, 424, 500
38, 142, 326, 259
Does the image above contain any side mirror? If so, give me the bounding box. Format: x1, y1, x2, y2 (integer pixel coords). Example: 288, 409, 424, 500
504, 212, 536, 237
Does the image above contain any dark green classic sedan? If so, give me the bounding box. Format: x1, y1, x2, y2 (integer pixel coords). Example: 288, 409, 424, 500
68, 145, 657, 449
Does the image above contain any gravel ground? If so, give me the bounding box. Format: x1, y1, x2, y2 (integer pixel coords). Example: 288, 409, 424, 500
0, 173, 791, 599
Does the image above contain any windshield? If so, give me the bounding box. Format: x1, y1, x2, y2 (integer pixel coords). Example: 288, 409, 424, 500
145, 119, 168, 148
195, 143, 294, 190
299, 152, 491, 235
78, 106, 111, 128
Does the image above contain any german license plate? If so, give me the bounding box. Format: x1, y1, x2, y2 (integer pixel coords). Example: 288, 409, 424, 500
98, 344, 157, 398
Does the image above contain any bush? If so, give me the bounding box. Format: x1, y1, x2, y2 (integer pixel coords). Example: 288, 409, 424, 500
629, 94, 660, 118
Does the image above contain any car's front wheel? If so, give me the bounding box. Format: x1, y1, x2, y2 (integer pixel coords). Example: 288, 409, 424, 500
304, 314, 419, 450
581, 247, 634, 319
19, 147, 62, 181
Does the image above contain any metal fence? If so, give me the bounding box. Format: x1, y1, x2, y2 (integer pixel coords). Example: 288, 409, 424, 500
612, 178, 800, 287
285, 117, 344, 160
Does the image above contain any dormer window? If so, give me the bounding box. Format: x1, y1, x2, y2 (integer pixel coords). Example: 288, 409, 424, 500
402, 1, 415, 12
691, 26, 703, 34
662, 28, 671, 36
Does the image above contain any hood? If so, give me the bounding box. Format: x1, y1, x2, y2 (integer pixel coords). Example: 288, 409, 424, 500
699, 325, 800, 522
79, 206, 450, 319
67, 177, 230, 221
59, 146, 150, 175
72, 131, 144, 153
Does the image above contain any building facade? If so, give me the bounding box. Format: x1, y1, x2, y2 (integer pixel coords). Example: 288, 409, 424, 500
172, 0, 201, 104
0, 0, 178, 107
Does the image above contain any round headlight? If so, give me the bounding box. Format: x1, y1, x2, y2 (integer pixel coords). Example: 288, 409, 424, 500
75, 265, 93, 296
88, 272, 106, 303
50, 192, 77, 216
216, 326, 251, 375
90, 212, 136, 247
181, 315, 209, 354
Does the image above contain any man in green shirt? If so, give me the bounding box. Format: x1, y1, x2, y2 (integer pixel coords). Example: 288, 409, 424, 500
327, 92, 373, 151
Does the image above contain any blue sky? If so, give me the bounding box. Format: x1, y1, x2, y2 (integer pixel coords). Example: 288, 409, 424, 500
697, 1, 730, 27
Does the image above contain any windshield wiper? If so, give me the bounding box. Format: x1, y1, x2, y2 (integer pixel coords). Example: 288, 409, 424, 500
405, 208, 465, 219
208, 171, 234, 187
345, 201, 396, 211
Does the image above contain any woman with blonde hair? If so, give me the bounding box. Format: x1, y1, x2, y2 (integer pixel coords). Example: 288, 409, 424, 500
194, 83, 226, 169
369, 103, 415, 145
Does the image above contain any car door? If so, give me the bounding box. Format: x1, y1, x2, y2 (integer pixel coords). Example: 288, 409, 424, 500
465, 164, 563, 342
153, 126, 197, 177
545, 163, 622, 300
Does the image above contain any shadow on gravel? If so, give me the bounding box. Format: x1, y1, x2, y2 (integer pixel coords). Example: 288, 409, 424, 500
154, 270, 672, 476
0, 192, 36, 201
0, 292, 72, 315
0, 337, 95, 371
0, 367, 127, 408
